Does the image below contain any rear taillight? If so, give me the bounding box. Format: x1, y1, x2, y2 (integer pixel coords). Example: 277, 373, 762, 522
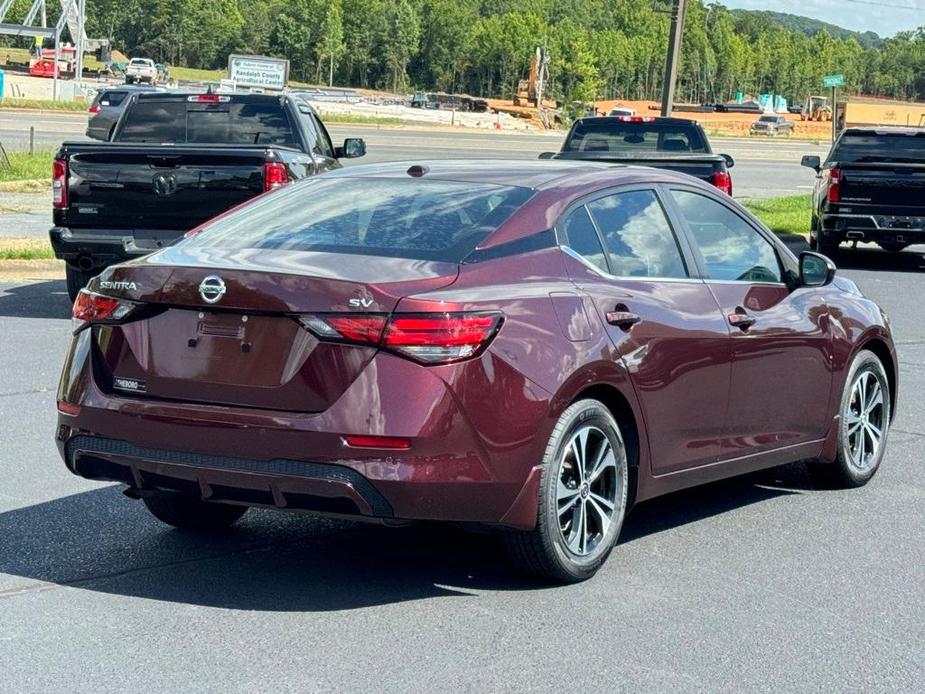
827, 168, 841, 203
72, 289, 138, 329
343, 435, 411, 450
264, 162, 290, 191
88, 103, 101, 114
52, 158, 68, 208
299, 311, 503, 365
711, 170, 733, 196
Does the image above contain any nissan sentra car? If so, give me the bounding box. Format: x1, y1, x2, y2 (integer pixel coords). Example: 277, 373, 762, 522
56, 161, 896, 582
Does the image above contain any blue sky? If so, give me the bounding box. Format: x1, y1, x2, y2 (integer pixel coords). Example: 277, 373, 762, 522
721, 0, 924, 37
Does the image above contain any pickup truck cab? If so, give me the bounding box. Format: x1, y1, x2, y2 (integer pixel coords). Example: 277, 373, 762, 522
542, 116, 735, 195
51, 92, 367, 299
125, 58, 158, 85
802, 126, 925, 256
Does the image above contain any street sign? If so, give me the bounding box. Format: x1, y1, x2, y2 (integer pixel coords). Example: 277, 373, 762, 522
227, 54, 289, 91
823, 74, 845, 88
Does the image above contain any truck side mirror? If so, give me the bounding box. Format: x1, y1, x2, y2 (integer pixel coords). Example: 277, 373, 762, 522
336, 138, 366, 159
721, 153, 735, 169
801, 155, 821, 172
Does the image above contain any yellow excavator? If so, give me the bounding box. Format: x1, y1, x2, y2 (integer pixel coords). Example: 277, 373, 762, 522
801, 95, 833, 122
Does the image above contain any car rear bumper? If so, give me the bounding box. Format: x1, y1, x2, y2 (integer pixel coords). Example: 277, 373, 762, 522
50, 226, 181, 269
820, 213, 925, 244
56, 336, 551, 529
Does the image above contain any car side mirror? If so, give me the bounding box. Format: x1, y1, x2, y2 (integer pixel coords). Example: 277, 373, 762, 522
538, 152, 556, 160
721, 153, 735, 169
336, 138, 366, 159
801, 155, 821, 172
799, 251, 836, 287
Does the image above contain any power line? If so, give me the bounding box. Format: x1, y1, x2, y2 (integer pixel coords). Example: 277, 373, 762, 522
840, 0, 922, 9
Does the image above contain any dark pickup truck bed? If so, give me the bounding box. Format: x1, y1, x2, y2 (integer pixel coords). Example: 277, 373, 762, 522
51, 92, 366, 299
803, 126, 925, 256
542, 116, 734, 195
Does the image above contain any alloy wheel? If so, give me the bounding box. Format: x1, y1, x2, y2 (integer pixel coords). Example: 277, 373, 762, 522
556, 425, 621, 556
846, 370, 886, 470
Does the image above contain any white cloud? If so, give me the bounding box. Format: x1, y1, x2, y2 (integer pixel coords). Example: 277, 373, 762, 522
720, 0, 924, 37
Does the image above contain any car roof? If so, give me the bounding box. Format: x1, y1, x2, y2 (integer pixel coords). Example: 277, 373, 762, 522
575, 116, 697, 127
843, 126, 925, 136
322, 159, 700, 192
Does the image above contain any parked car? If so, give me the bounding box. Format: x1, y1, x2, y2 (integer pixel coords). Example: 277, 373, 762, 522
607, 107, 636, 117
86, 85, 161, 141
750, 114, 795, 136
56, 160, 897, 583
124, 58, 158, 84
802, 126, 925, 256
543, 116, 735, 195
50, 92, 367, 300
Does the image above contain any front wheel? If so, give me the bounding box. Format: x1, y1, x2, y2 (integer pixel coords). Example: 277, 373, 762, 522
504, 399, 629, 583
809, 350, 891, 488
143, 494, 249, 531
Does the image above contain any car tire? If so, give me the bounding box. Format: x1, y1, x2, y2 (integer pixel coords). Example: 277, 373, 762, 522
878, 242, 909, 253
143, 494, 249, 531
808, 350, 890, 489
504, 399, 629, 583
65, 264, 97, 302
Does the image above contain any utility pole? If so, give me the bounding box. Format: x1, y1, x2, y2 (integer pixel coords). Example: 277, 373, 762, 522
660, 0, 687, 117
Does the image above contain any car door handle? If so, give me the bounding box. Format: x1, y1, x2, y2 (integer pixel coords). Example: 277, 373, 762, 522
606, 310, 641, 329
728, 311, 756, 330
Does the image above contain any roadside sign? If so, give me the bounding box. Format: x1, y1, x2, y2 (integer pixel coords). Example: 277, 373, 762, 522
823, 74, 845, 88
227, 54, 289, 91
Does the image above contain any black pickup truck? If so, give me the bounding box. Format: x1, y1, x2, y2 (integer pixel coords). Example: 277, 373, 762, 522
541, 116, 735, 195
802, 126, 925, 257
51, 92, 367, 299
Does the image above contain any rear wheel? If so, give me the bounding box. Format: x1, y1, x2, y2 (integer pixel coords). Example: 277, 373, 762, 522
504, 399, 629, 583
65, 264, 97, 302
878, 242, 909, 253
811, 224, 841, 260
143, 494, 248, 531
809, 350, 890, 488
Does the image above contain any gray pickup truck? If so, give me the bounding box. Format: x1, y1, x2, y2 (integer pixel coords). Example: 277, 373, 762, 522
542, 116, 735, 195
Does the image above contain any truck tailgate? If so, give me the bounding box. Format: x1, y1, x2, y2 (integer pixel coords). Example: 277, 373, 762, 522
63, 145, 271, 231
839, 162, 925, 212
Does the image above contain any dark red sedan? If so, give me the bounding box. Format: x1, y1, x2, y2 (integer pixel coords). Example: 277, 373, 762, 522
56, 161, 897, 582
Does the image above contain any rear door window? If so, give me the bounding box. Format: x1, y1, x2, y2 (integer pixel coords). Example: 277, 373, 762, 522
671, 190, 783, 283
183, 178, 534, 263
563, 206, 609, 273
586, 190, 688, 278
101, 91, 127, 107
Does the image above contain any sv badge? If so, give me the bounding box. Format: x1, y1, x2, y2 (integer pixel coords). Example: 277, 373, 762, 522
348, 297, 374, 309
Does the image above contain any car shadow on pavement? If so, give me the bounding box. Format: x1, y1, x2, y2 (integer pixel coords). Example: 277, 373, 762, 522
0, 470, 801, 610
0, 280, 71, 319
834, 247, 925, 273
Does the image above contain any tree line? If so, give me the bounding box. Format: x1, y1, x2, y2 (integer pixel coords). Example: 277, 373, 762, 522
5, 0, 925, 104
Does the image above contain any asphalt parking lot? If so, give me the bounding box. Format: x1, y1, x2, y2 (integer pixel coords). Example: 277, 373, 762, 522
0, 246, 923, 692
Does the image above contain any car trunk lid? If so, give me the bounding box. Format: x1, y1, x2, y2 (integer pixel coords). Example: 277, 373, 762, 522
90, 250, 459, 412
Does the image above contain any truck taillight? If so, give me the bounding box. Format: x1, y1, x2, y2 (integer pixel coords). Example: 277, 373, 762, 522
88, 103, 101, 114
299, 311, 503, 365
711, 170, 733, 196
614, 116, 655, 123
828, 168, 841, 203
264, 162, 290, 191
52, 158, 68, 208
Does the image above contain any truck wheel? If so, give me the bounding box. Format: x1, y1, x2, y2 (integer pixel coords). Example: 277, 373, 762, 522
808, 350, 890, 489
143, 494, 248, 531
878, 242, 909, 253
65, 265, 97, 302
504, 399, 629, 583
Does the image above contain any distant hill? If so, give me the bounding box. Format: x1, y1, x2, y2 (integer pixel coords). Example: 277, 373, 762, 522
730, 9, 883, 48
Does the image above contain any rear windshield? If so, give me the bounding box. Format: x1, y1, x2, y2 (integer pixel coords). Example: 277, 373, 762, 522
759, 116, 778, 123
117, 99, 295, 145
100, 91, 127, 106
563, 121, 708, 154
181, 177, 534, 262
831, 132, 925, 163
